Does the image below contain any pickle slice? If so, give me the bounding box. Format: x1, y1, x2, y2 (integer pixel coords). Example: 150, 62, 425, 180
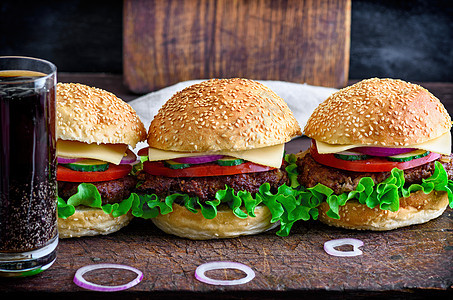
62, 159, 109, 172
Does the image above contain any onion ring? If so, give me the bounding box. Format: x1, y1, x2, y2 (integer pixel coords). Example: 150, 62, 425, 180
353, 146, 415, 157
195, 261, 255, 286
57, 156, 82, 164
324, 238, 364, 257
120, 149, 138, 164
174, 155, 224, 164
73, 263, 143, 292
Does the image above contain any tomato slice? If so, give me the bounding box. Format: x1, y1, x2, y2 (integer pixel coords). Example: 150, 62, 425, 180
137, 147, 148, 157
310, 143, 440, 172
57, 164, 132, 182
143, 160, 275, 177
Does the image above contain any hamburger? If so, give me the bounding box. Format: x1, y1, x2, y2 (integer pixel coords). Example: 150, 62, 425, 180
56, 83, 147, 238
135, 78, 302, 239
296, 78, 453, 230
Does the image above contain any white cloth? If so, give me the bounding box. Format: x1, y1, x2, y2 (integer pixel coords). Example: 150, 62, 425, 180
128, 79, 338, 149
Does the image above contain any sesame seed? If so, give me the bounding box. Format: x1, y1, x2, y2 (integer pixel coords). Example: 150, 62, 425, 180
303, 78, 451, 146
146, 78, 301, 151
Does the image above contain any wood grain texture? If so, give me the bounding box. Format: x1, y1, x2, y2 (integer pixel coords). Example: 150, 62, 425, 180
123, 0, 351, 93
3, 75, 451, 299
1, 213, 451, 298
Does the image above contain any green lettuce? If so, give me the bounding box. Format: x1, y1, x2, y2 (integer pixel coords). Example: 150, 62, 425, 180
134, 182, 315, 237
299, 161, 453, 220
133, 154, 320, 236
57, 183, 141, 219
57, 156, 453, 237
284, 153, 300, 188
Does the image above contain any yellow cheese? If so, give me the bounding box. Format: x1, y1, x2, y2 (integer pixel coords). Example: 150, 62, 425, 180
223, 144, 285, 168
57, 140, 128, 165
415, 132, 451, 155
148, 144, 285, 168
315, 132, 452, 155
315, 141, 356, 154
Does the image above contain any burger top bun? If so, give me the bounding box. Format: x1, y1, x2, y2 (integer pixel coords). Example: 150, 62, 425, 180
56, 83, 147, 147
304, 78, 451, 147
147, 78, 302, 152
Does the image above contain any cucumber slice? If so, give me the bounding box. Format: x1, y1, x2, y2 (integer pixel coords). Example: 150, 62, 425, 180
334, 151, 370, 161
62, 159, 109, 172
164, 160, 191, 169
386, 149, 429, 162
216, 156, 245, 166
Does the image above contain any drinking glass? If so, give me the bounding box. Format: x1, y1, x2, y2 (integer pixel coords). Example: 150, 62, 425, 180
0, 56, 58, 277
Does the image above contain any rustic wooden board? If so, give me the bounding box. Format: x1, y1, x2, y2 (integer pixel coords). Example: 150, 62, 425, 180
123, 0, 351, 93
1, 207, 452, 298
2, 76, 451, 298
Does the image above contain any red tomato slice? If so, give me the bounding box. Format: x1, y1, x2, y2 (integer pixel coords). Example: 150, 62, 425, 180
137, 147, 148, 157
57, 164, 132, 182
143, 160, 276, 177
310, 144, 440, 172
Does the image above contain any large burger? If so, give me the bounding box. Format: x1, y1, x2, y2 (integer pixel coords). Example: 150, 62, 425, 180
135, 78, 302, 239
297, 78, 453, 230
56, 83, 147, 238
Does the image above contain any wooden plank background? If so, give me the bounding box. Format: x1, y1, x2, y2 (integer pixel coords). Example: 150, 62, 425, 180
123, 0, 351, 93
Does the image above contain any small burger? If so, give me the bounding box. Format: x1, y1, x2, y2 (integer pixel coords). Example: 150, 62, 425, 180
296, 78, 453, 230
135, 78, 303, 239
56, 83, 147, 238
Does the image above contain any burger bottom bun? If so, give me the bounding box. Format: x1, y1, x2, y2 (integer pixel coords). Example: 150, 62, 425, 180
151, 204, 279, 240
58, 206, 134, 238
318, 190, 449, 231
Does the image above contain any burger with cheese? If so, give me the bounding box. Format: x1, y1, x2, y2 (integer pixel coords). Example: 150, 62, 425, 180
56, 83, 147, 238
135, 78, 303, 239
296, 78, 453, 230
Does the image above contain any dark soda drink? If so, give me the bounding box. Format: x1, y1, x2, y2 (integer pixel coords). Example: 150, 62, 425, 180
0, 60, 58, 276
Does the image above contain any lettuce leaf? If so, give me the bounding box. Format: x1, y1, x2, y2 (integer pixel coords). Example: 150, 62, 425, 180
297, 161, 453, 219
57, 156, 453, 237
133, 155, 318, 236
134, 181, 314, 237
284, 153, 300, 188
57, 182, 141, 219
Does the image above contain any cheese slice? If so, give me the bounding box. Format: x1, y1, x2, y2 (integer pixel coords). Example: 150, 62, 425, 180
223, 144, 285, 168
315, 132, 452, 155
148, 144, 285, 168
315, 142, 357, 154
415, 132, 451, 155
57, 140, 128, 165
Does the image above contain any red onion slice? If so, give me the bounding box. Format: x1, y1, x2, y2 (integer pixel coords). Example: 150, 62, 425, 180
73, 263, 143, 292
324, 238, 364, 257
354, 147, 415, 157
195, 261, 255, 286
57, 157, 82, 164
120, 149, 138, 164
174, 155, 224, 165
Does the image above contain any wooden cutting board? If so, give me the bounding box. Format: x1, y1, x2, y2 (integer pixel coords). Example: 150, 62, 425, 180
123, 0, 351, 94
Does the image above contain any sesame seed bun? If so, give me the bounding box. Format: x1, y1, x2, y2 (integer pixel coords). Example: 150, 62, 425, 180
298, 78, 452, 231
317, 190, 449, 231
304, 78, 451, 146
147, 78, 301, 152
56, 82, 146, 238
58, 207, 134, 238
151, 203, 279, 240
57, 83, 147, 148
141, 78, 300, 239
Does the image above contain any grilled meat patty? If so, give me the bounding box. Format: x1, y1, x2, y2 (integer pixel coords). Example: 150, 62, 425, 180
58, 175, 138, 205
136, 167, 289, 202
297, 152, 453, 195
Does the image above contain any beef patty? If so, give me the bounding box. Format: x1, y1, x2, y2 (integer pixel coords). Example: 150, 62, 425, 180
136, 167, 289, 202
58, 175, 137, 205
297, 151, 453, 195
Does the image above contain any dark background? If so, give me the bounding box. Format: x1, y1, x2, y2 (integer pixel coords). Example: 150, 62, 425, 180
0, 0, 452, 82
